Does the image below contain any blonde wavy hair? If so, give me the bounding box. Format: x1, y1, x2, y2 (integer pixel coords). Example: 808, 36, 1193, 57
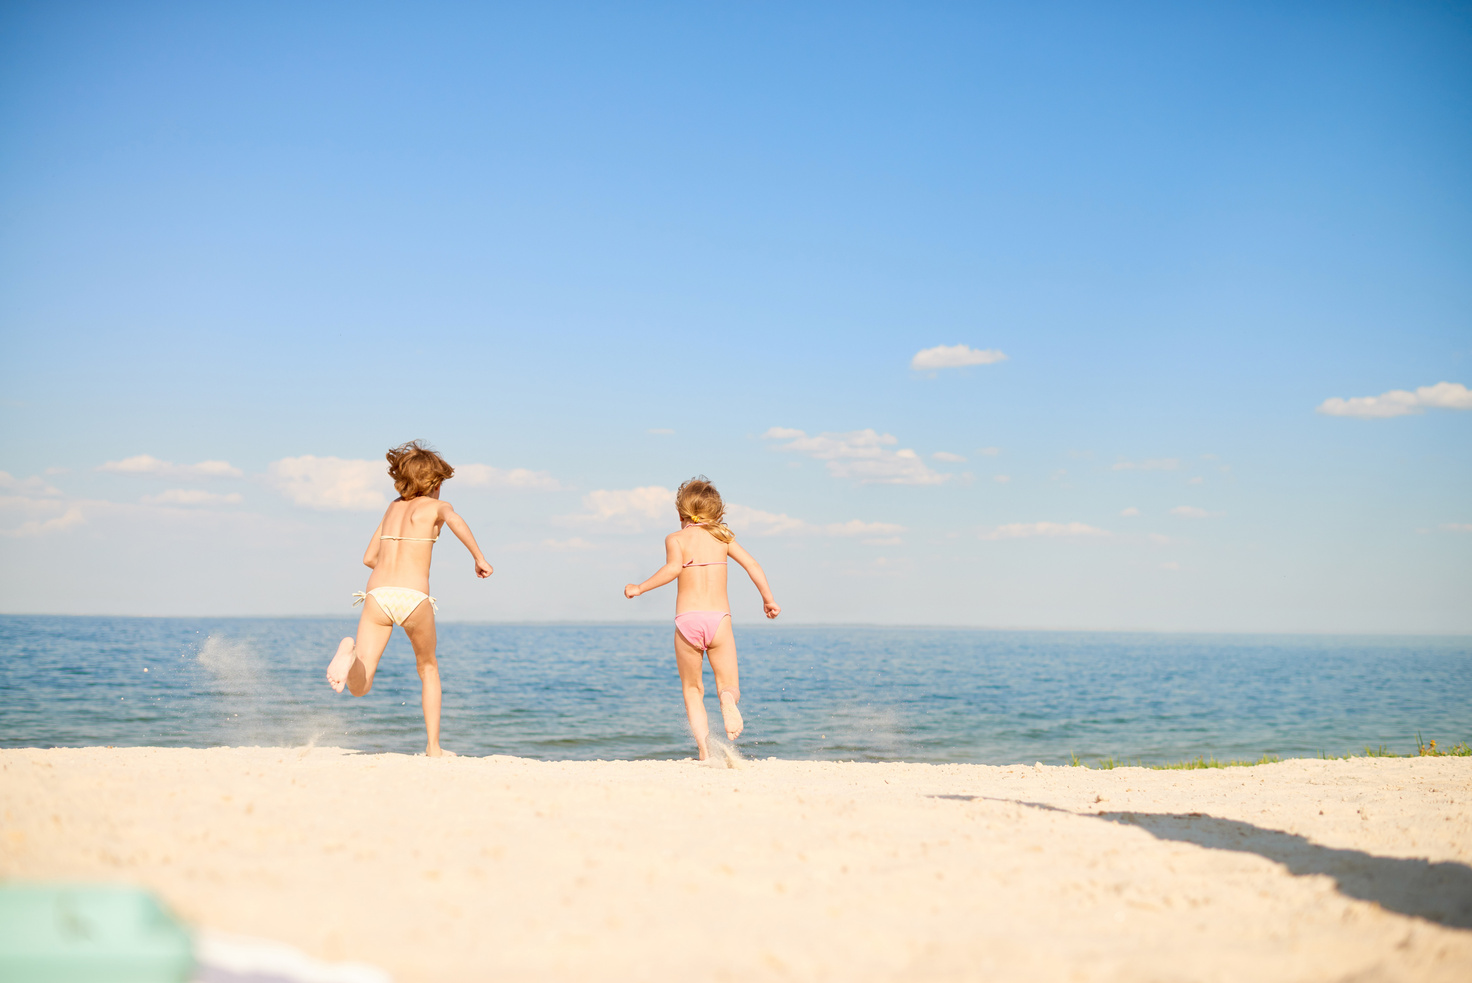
386, 440, 454, 499
676, 475, 734, 544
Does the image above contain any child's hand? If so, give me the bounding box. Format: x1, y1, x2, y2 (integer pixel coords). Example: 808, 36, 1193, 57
475, 558, 493, 578
764, 600, 781, 619
624, 584, 641, 598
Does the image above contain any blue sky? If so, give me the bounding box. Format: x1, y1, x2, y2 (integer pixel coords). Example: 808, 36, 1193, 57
1, 2, 1468, 630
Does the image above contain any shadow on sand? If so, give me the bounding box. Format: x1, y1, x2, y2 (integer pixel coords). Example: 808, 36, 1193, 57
936, 796, 1472, 930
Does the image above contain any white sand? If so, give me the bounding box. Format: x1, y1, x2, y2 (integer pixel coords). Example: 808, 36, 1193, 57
2, 747, 1469, 981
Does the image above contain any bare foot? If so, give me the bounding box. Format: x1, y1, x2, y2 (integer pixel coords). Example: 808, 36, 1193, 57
325, 637, 356, 694
426, 746, 457, 758
719, 692, 744, 741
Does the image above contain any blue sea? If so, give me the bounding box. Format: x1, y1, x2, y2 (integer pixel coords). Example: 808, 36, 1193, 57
1, 615, 1468, 764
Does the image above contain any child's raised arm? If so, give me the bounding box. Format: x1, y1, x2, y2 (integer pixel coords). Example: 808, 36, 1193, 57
438, 500, 493, 578
727, 540, 781, 619
624, 533, 685, 598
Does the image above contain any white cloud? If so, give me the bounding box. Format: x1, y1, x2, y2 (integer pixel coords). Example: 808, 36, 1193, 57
932, 451, 966, 463
1317, 381, 1472, 418
910, 344, 1008, 370
980, 521, 1110, 541
267, 457, 390, 511
98, 454, 243, 478
1171, 505, 1222, 518
0, 472, 61, 496
1187, 476, 1204, 485
455, 464, 564, 492
762, 427, 948, 485
1111, 458, 1180, 471
561, 486, 675, 532
993, 475, 1012, 484
724, 504, 905, 541
1160, 561, 1181, 571
647, 428, 674, 435
1120, 507, 1140, 517
1442, 523, 1472, 533
1148, 533, 1171, 545
976, 447, 1001, 456
1, 501, 86, 537
141, 489, 244, 507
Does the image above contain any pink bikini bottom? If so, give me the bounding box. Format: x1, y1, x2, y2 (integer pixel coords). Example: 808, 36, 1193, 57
674, 611, 730, 651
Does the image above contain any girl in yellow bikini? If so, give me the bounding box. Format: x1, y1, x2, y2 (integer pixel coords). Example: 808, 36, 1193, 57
624, 476, 780, 760
325, 441, 493, 756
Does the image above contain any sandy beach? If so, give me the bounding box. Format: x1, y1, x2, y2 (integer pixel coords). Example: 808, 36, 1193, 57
2, 747, 1469, 981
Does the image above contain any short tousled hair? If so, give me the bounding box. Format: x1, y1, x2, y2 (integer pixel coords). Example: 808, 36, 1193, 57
386, 440, 454, 499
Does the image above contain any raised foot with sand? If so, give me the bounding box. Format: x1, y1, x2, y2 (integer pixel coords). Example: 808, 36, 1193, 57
324, 638, 356, 694
720, 692, 743, 740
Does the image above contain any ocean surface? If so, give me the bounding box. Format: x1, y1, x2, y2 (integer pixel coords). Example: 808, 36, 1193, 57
1, 615, 1469, 764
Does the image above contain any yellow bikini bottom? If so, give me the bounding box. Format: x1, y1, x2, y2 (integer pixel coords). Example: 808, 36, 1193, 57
352, 587, 438, 626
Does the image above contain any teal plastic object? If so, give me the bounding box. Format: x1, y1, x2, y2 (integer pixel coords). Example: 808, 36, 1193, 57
0, 884, 194, 982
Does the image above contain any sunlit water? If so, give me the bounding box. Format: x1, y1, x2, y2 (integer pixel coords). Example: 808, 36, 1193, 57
1, 616, 1468, 763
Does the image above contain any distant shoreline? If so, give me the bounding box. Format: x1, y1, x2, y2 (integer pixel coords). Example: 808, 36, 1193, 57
3, 612, 1471, 638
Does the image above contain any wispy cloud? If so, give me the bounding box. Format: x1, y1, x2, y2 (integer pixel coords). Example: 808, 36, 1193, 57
0, 497, 86, 537
976, 447, 1001, 456
725, 504, 905, 542
993, 474, 1011, 484
0, 471, 62, 496
560, 486, 674, 532
1171, 505, 1223, 518
762, 427, 949, 485
141, 489, 244, 507
1120, 506, 1140, 517
455, 464, 564, 492
1111, 458, 1180, 471
647, 428, 674, 435
1317, 381, 1472, 418
266, 456, 389, 511
932, 451, 966, 463
980, 521, 1109, 541
98, 454, 243, 478
910, 344, 1008, 371
1442, 523, 1472, 533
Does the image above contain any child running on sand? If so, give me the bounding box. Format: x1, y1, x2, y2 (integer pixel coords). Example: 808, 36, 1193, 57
624, 477, 780, 760
326, 441, 492, 756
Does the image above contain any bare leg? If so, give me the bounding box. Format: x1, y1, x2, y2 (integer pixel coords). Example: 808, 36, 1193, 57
327, 599, 394, 696
705, 616, 742, 740
674, 628, 710, 760
402, 600, 449, 756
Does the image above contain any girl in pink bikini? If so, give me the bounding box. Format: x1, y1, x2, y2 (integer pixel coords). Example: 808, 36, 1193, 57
624, 476, 780, 759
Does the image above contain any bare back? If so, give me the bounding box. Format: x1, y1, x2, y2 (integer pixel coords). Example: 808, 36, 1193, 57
365, 496, 444, 593
672, 525, 731, 614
